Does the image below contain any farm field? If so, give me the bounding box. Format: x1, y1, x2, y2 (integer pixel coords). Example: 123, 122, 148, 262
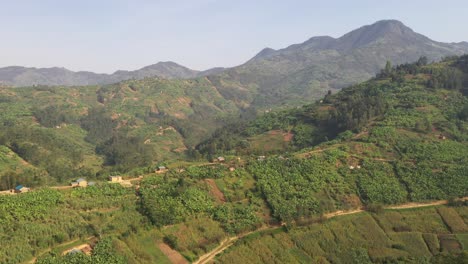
217, 206, 468, 263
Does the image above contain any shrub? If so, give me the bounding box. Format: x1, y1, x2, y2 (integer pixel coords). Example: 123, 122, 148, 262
163, 235, 179, 250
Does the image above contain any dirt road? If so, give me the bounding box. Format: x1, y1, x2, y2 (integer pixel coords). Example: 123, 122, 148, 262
193, 226, 273, 264
193, 197, 467, 264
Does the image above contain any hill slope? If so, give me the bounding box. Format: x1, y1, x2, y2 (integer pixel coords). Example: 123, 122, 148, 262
0, 77, 241, 188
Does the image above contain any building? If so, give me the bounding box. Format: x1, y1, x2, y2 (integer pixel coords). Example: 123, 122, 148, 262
109, 176, 123, 182
14, 185, 30, 193
155, 166, 167, 173
71, 178, 88, 187
67, 249, 82, 255
63, 244, 92, 256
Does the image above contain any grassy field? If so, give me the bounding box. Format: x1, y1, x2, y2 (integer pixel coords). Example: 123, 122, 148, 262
248, 130, 292, 153
217, 205, 468, 263
112, 230, 172, 264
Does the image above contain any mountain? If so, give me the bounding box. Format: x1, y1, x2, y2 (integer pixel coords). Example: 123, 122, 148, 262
0, 61, 220, 87
211, 20, 468, 108
1, 20, 467, 95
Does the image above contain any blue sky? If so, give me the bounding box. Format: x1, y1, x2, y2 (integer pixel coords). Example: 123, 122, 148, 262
1, 0, 467, 73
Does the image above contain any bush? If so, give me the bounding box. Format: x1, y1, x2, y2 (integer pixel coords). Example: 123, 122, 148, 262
391, 244, 405, 250
366, 203, 384, 214
163, 235, 179, 250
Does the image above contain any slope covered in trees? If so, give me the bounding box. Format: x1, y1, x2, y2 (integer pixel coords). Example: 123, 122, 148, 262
198, 55, 468, 155
0, 77, 243, 186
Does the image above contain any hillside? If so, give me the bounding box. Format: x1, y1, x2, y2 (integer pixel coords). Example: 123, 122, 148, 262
0, 62, 221, 87
0, 77, 241, 188
198, 55, 468, 156
0, 56, 467, 264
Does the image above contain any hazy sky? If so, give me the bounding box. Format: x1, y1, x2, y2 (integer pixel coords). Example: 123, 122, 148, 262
1, 0, 467, 73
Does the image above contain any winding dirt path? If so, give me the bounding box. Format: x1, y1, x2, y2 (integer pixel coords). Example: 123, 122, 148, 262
193, 226, 273, 264
323, 209, 364, 218
193, 237, 237, 264
193, 197, 468, 264
27, 236, 94, 263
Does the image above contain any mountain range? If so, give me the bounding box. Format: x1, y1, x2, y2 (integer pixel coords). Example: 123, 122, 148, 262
212, 20, 468, 107
0, 61, 225, 87
1, 20, 467, 99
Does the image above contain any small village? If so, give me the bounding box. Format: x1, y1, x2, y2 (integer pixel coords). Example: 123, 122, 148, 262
0, 155, 256, 258
0, 154, 254, 197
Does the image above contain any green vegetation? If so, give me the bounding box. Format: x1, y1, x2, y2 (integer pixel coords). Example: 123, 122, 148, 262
218, 206, 468, 263
0, 77, 241, 185
36, 238, 126, 264
0, 183, 147, 263
139, 176, 215, 226
0, 56, 467, 263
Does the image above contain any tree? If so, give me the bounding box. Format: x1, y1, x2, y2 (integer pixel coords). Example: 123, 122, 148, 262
417, 56, 428, 66
385, 60, 392, 75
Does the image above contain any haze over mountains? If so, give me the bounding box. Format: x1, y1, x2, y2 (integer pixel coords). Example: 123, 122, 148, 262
1, 20, 467, 91
0, 61, 225, 87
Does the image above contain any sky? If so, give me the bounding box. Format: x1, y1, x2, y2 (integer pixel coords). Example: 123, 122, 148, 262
1, 0, 467, 73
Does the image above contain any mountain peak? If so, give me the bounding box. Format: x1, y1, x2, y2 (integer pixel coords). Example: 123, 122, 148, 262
369, 19, 413, 35
251, 48, 277, 60
334, 19, 424, 50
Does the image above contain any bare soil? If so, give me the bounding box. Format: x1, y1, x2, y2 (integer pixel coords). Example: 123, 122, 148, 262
205, 179, 226, 203
158, 243, 188, 264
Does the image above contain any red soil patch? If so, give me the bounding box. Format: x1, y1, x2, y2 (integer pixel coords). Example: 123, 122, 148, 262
205, 179, 226, 203
283, 132, 294, 142
158, 243, 188, 264
268, 130, 281, 135
318, 105, 335, 111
